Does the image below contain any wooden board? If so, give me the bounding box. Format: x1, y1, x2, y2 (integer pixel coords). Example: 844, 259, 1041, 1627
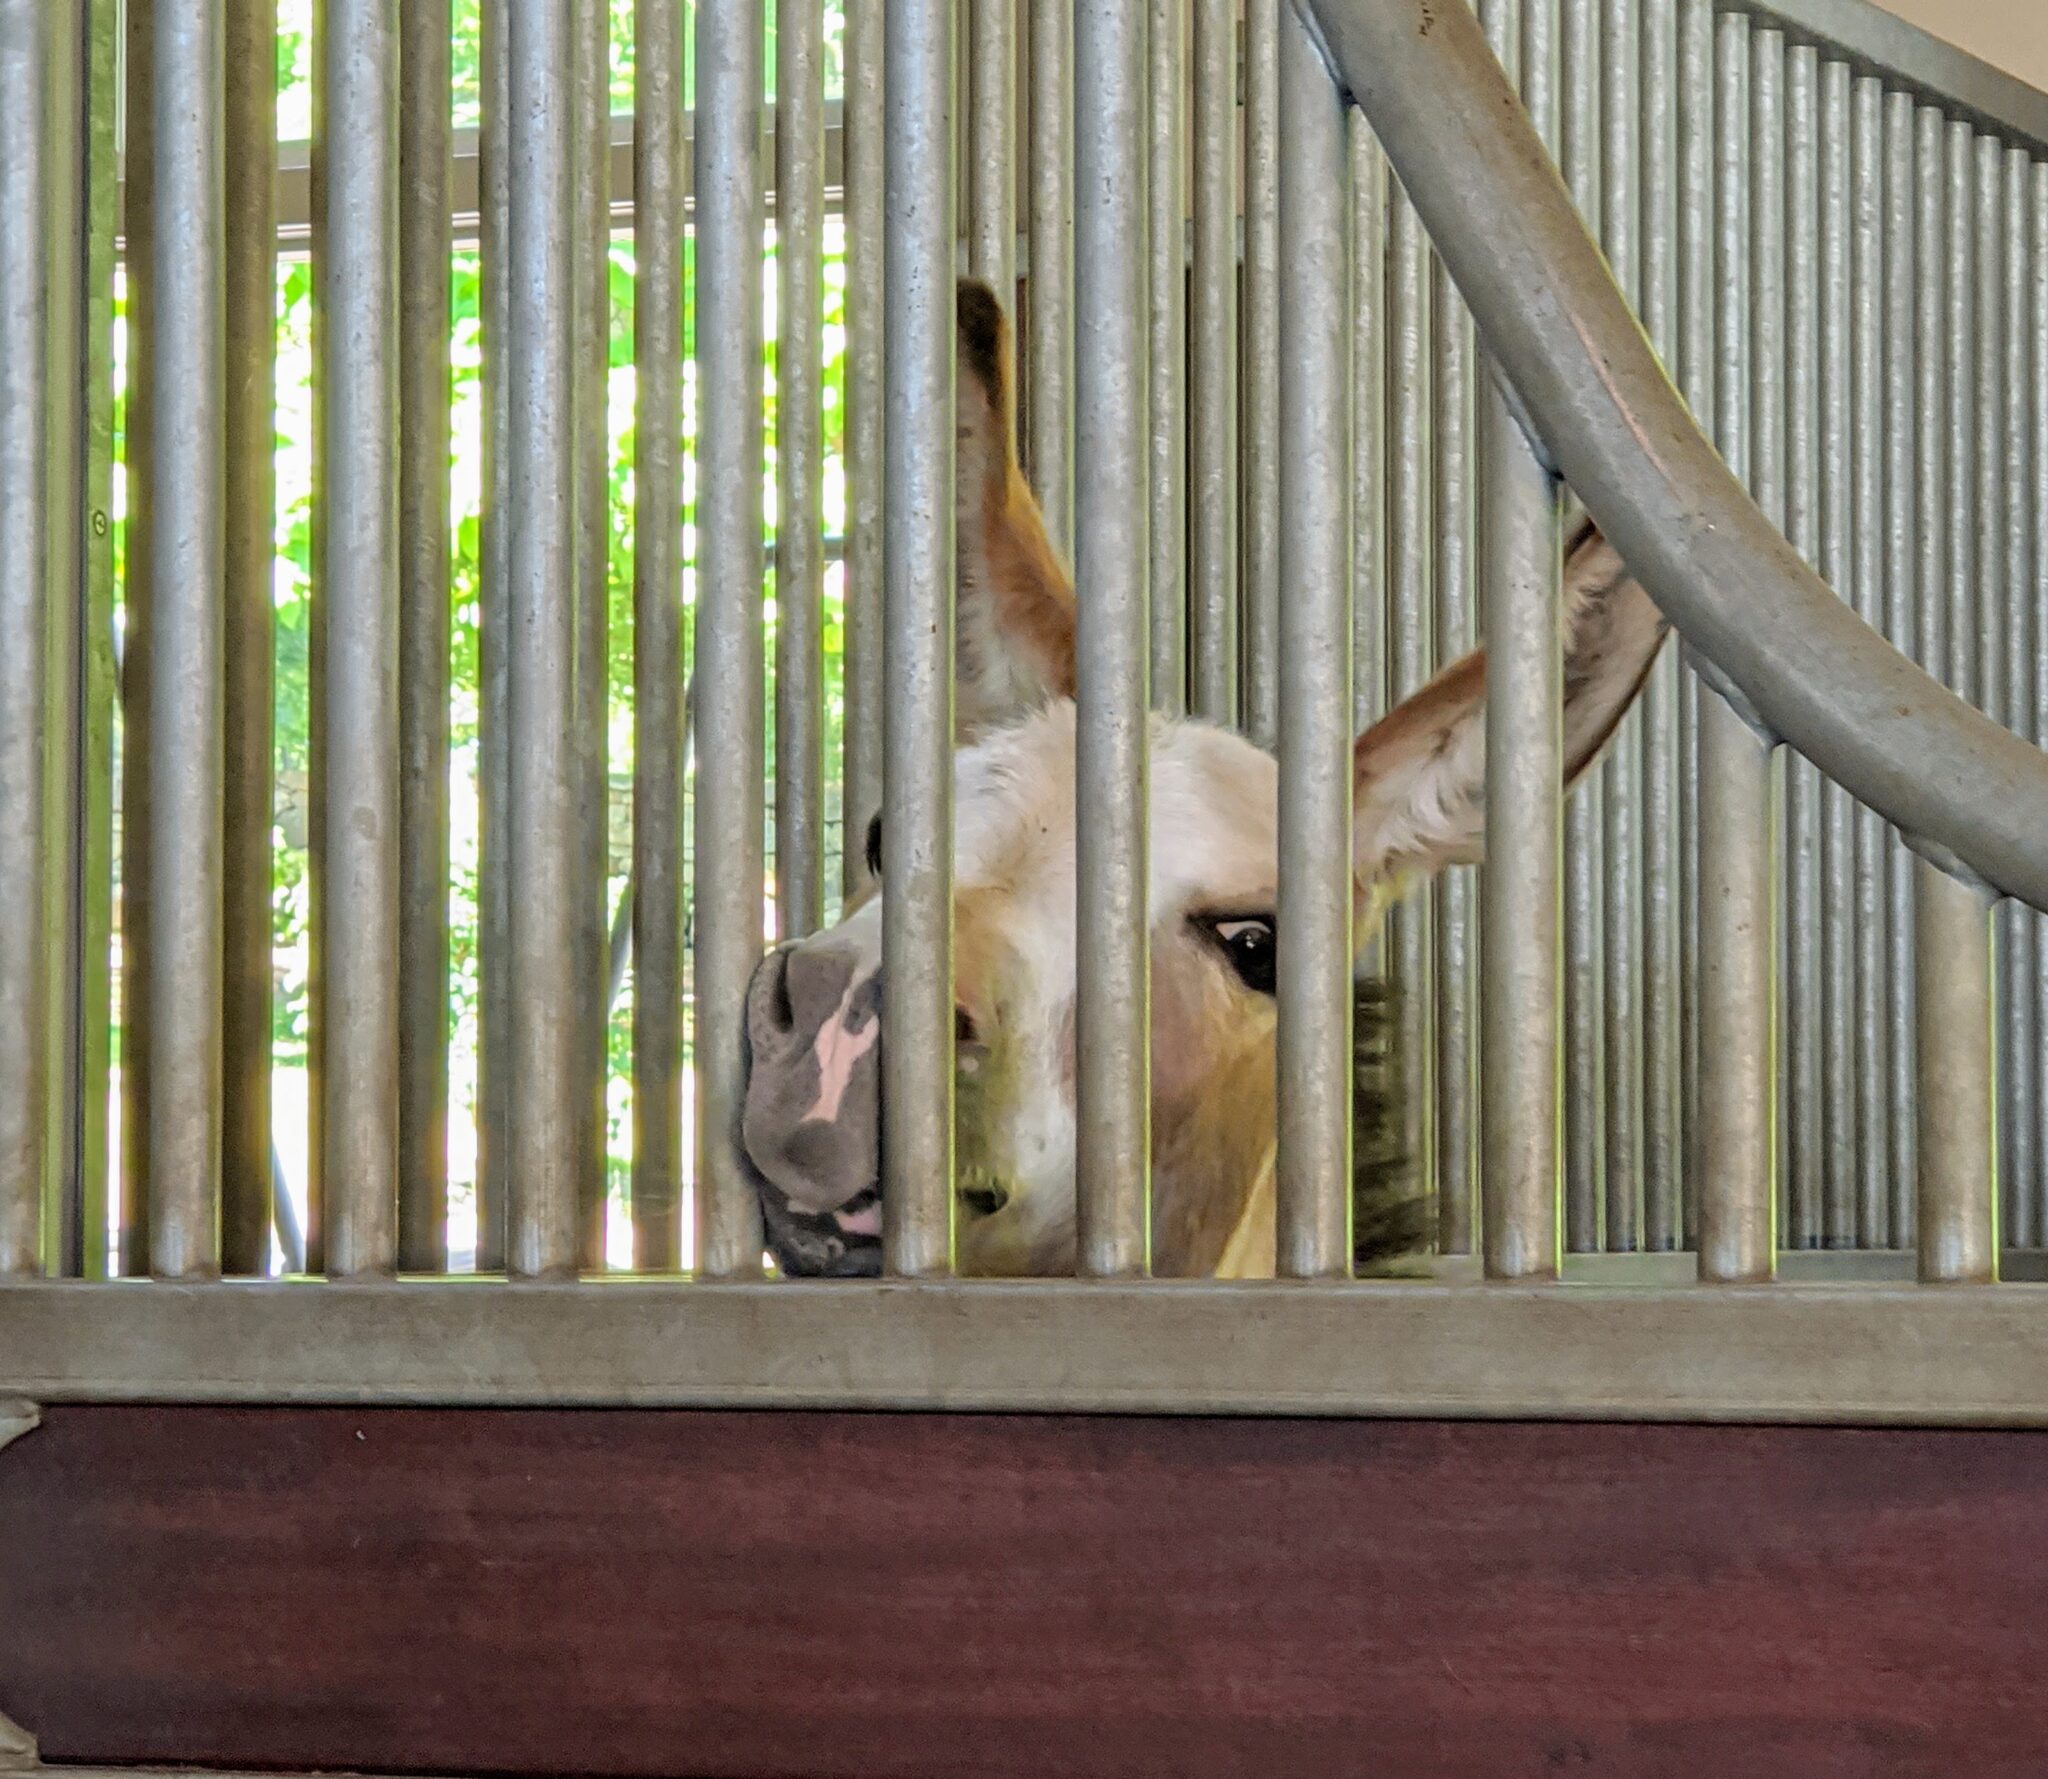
3, 1405, 2046, 1776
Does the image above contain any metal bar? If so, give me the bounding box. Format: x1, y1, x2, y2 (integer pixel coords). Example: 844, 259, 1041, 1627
1478, 385, 1563, 1283
1387, 177, 1437, 1231
777, 0, 826, 942
1073, 0, 1149, 1280
1146, 0, 1184, 718
1676, 0, 1712, 1252
2000, 145, 2038, 1250
1187, 0, 1235, 729
1915, 860, 1998, 1283
1561, 0, 1603, 1251
1780, 40, 1819, 1249
2035, 159, 2048, 1250
696, 0, 767, 1280
146, 0, 226, 1280
505, 0, 581, 1280
881, 0, 954, 1279
1025, 0, 1072, 558
1242, 0, 1280, 750
1274, 2, 1350, 1283
571, 0, 611, 1270
1816, 53, 1854, 1249
398, 0, 451, 1273
840, 0, 883, 900
1349, 116, 1386, 735
474, 0, 510, 1273
1882, 87, 1917, 1250
632, 0, 685, 1273
1639, 0, 1683, 1253
317, 0, 402, 1279
0, 0, 50, 1277
1598, 0, 1640, 1255
969, 0, 1014, 296
1848, 72, 1889, 1250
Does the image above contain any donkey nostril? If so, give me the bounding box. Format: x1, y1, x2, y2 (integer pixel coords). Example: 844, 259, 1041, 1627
958, 1178, 1007, 1218
954, 1006, 980, 1045
769, 946, 796, 1030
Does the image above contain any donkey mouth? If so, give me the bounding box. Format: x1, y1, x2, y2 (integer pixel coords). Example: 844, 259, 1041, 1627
746, 1146, 883, 1279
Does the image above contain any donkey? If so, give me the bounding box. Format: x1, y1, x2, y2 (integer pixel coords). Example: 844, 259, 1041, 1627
738, 279, 1667, 1278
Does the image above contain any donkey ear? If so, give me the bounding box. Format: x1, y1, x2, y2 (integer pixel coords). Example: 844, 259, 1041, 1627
954, 278, 1078, 738
1350, 523, 1667, 889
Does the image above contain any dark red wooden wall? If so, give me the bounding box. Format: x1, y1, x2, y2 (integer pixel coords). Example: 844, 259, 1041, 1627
3, 1406, 2046, 1777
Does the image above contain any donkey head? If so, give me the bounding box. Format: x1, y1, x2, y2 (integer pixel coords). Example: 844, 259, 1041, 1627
738, 279, 1666, 1278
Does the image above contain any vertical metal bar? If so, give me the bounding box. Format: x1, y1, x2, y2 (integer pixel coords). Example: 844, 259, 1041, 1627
398, 0, 451, 1272
1816, 55, 1854, 1248
317, 0, 402, 1279
1560, 0, 1602, 1250
1780, 41, 1820, 1250
1597, 0, 1639, 1255
2034, 160, 2048, 1252
1915, 860, 1997, 1283
632, 0, 685, 1272
1696, 4, 1774, 1285
0, 0, 50, 1277
777, 0, 826, 940
1675, 0, 1711, 1252
1944, 119, 1978, 707
1146, 0, 1184, 718
1639, 0, 1682, 1252
571, 0, 610, 1269
1073, 0, 1148, 1279
881, 0, 954, 1279
505, 0, 581, 1279
147, 0, 226, 1279
841, 0, 884, 900
1387, 177, 1436, 1227
1350, 114, 1385, 733
2001, 146, 2038, 1251
119, 0, 156, 1273
1242, 0, 1279, 750
218, 0, 276, 1275
970, 0, 1014, 296
695, 0, 766, 1279
1025, 0, 1072, 559
474, 0, 511, 1270
1274, 0, 1349, 1282
1188, 0, 1236, 729
1849, 73, 1889, 1250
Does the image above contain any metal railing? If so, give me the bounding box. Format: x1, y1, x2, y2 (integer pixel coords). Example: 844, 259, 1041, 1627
6, 0, 2048, 1422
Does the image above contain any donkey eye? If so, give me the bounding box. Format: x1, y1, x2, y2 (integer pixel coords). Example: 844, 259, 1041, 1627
1202, 916, 1277, 996
864, 813, 883, 878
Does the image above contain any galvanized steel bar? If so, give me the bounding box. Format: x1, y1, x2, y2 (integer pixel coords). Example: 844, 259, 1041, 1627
1639, 0, 1683, 1253
1598, 0, 1640, 1256
696, 0, 767, 1280
1387, 178, 1437, 1227
632, 0, 685, 1271
1915, 861, 1997, 1284
841, 0, 884, 900
147, 0, 227, 1279
2035, 160, 2048, 1249
318, 0, 403, 1279
777, 0, 826, 941
1848, 72, 1889, 1250
1275, 2, 1351, 1282
0, 0, 49, 1277
1188, 0, 1236, 728
969, 0, 1014, 296
220, 0, 277, 1277
1073, 0, 1149, 1280
1146, 0, 1184, 718
1025, 0, 1072, 558
1780, 40, 1819, 1249
505, 0, 582, 1280
475, 0, 511, 1272
1298, 0, 2048, 914
1242, 0, 1280, 750
1881, 87, 1917, 1249
881, 0, 955, 1279
1349, 116, 1386, 735
398, 0, 451, 1273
